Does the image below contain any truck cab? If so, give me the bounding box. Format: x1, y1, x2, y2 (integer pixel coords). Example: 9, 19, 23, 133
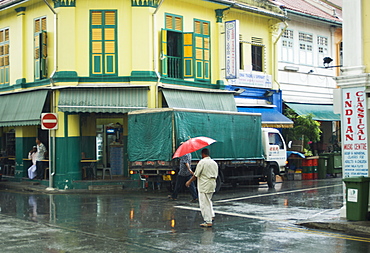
262, 128, 287, 173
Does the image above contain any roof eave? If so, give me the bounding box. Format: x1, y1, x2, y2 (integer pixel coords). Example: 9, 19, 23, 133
0, 0, 29, 11
285, 8, 342, 26
203, 0, 288, 21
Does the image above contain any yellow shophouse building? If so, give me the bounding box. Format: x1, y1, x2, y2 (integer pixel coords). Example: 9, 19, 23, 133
0, 0, 286, 189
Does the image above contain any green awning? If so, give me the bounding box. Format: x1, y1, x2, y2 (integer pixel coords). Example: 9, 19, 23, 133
285, 103, 340, 121
0, 90, 48, 127
58, 87, 148, 113
162, 89, 237, 112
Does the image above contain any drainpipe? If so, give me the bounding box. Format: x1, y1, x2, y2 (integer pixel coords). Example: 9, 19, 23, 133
42, 0, 58, 190
273, 20, 288, 90
153, 0, 165, 108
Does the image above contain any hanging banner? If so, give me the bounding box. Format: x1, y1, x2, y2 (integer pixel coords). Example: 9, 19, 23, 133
342, 87, 368, 177
225, 20, 239, 79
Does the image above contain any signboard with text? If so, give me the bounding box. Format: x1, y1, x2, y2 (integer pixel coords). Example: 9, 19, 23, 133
228, 71, 273, 88
225, 20, 239, 79
342, 87, 368, 177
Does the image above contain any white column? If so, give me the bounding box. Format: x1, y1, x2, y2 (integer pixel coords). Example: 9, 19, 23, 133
341, 0, 364, 76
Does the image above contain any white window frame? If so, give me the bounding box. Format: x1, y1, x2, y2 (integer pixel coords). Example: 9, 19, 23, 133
239, 37, 266, 73
281, 29, 294, 63
299, 32, 313, 65
317, 35, 328, 67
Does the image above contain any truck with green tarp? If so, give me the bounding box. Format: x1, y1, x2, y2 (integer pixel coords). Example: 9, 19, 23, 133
128, 108, 287, 189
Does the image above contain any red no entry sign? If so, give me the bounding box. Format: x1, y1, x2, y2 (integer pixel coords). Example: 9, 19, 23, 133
41, 113, 58, 130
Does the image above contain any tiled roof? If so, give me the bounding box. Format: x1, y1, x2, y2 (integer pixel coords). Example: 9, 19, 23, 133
269, 0, 342, 23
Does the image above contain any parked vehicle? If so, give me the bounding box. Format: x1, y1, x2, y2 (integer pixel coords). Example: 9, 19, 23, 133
128, 108, 287, 189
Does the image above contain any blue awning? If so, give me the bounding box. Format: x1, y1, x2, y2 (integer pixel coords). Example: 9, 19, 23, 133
237, 107, 293, 128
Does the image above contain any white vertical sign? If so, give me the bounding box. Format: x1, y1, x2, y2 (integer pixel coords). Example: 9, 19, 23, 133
342, 87, 368, 177
225, 20, 239, 79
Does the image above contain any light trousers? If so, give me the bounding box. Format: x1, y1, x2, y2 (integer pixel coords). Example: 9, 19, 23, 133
199, 192, 215, 223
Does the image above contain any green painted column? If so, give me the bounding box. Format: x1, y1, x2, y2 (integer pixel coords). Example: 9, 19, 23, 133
54, 113, 81, 190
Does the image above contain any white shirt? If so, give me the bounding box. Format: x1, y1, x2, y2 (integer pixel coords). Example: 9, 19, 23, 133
194, 156, 218, 193
36, 143, 47, 161
28, 151, 37, 165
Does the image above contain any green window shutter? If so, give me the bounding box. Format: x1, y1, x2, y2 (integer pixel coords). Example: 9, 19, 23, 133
93, 55, 102, 74
5, 66, 9, 83
0, 29, 9, 85
194, 20, 210, 81
194, 33, 205, 80
40, 31, 47, 79
183, 32, 193, 78
34, 32, 41, 80
90, 10, 117, 76
105, 54, 115, 74
165, 13, 183, 32
161, 29, 168, 77
0, 68, 3, 84
34, 18, 47, 81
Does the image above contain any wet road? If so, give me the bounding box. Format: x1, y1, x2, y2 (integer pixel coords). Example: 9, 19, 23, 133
0, 178, 369, 252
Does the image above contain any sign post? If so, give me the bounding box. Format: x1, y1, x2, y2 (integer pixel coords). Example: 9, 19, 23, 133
41, 113, 58, 190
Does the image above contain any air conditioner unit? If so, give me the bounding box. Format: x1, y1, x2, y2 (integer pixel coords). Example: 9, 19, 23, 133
284, 66, 299, 72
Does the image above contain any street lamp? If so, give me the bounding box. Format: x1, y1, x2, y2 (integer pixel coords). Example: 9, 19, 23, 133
323, 57, 342, 68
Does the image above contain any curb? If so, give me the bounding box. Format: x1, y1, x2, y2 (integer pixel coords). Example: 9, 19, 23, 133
299, 221, 370, 237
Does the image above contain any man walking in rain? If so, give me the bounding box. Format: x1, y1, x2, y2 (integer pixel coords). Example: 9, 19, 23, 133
186, 148, 218, 227
169, 150, 198, 202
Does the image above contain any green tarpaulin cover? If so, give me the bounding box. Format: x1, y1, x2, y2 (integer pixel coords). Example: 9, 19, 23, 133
128, 109, 264, 161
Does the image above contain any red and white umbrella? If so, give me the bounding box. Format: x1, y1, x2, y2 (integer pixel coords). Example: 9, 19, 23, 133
172, 136, 216, 159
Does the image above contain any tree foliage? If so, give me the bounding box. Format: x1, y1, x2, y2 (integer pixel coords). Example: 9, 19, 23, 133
283, 108, 322, 149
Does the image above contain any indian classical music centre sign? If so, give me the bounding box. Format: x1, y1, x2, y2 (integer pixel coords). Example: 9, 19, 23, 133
342, 87, 368, 177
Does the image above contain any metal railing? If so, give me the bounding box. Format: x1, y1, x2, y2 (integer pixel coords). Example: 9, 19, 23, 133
167, 56, 181, 78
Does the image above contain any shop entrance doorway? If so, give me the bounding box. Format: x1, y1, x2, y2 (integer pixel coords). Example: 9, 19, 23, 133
96, 120, 125, 176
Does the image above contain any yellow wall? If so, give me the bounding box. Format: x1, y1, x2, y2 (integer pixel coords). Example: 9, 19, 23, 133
334, 28, 342, 77
0, 0, 280, 88
0, 1, 54, 85
15, 126, 37, 138
73, 0, 132, 77
67, 114, 80, 137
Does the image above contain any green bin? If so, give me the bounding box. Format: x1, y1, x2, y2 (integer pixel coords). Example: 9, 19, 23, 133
333, 152, 342, 175
318, 155, 329, 179
323, 152, 342, 176
343, 176, 370, 221
323, 153, 334, 175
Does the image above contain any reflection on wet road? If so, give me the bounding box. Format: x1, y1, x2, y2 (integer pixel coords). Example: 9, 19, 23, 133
0, 178, 369, 252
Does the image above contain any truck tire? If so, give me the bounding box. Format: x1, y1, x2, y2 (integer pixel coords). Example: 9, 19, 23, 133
215, 169, 223, 193
267, 166, 276, 189
215, 175, 222, 193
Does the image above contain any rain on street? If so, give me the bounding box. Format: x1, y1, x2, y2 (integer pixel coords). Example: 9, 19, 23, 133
0, 177, 369, 253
